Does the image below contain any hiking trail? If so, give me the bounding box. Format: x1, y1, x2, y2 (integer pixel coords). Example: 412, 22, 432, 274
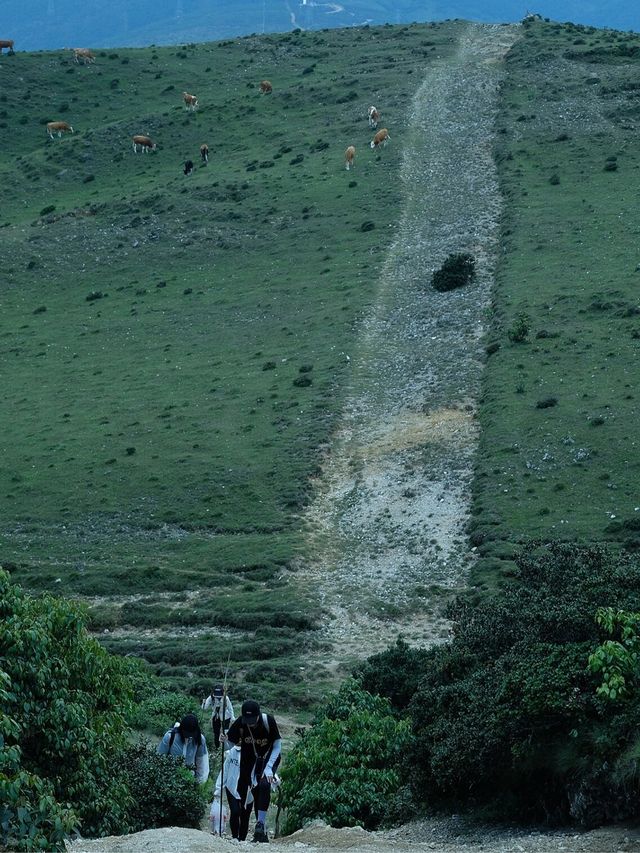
298, 22, 517, 671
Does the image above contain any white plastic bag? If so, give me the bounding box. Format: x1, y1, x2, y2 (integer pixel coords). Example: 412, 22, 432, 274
209, 799, 229, 836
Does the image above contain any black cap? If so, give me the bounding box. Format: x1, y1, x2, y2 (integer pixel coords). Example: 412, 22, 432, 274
213, 685, 224, 698
241, 699, 260, 725
180, 713, 199, 737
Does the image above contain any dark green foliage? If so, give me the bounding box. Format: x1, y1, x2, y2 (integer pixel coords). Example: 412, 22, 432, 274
431, 252, 475, 292
355, 638, 432, 714
126, 690, 199, 737
536, 396, 558, 408
279, 682, 412, 833
507, 312, 531, 343
357, 544, 640, 824
121, 743, 207, 831
0, 570, 135, 849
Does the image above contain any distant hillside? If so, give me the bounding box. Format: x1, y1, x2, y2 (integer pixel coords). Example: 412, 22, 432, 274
3, 0, 638, 51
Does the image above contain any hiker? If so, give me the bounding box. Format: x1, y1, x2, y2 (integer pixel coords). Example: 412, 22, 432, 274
202, 684, 235, 750
157, 713, 210, 784
222, 699, 282, 843
209, 744, 248, 838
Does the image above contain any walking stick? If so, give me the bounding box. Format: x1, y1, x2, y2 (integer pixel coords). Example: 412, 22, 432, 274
218, 652, 231, 837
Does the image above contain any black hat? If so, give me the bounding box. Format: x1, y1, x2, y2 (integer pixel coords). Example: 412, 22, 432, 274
213, 684, 224, 698
180, 713, 199, 737
241, 699, 260, 725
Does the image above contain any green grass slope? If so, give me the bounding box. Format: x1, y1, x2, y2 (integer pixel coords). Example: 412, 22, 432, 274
472, 20, 640, 586
0, 24, 462, 701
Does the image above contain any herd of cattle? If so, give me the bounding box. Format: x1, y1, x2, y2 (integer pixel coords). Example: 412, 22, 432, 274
2, 40, 391, 173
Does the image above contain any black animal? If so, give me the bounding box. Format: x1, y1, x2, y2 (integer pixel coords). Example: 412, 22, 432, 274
184, 160, 194, 175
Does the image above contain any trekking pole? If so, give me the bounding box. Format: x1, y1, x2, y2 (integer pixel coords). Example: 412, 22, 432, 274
218, 651, 231, 837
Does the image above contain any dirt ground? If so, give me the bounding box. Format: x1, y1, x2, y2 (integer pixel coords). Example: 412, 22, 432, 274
66, 818, 640, 852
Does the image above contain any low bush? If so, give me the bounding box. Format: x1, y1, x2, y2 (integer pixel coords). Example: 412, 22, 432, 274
126, 690, 199, 736
432, 252, 475, 292
280, 681, 412, 833
508, 312, 531, 343
121, 743, 207, 831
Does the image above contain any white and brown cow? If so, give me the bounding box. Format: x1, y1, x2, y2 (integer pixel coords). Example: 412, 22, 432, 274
0, 39, 14, 53
259, 80, 273, 95
370, 128, 390, 150
367, 106, 379, 129
46, 121, 74, 139
200, 143, 209, 164
344, 145, 356, 171
71, 48, 95, 64
183, 92, 198, 111
132, 134, 156, 153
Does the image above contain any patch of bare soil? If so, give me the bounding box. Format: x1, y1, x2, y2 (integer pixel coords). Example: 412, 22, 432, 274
297, 23, 519, 669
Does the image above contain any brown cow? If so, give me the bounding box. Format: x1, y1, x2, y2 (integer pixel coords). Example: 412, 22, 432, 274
370, 128, 390, 150
0, 39, 14, 53
132, 134, 156, 153
183, 92, 198, 111
71, 48, 95, 64
367, 106, 379, 129
47, 121, 74, 139
200, 143, 209, 164
344, 145, 356, 171
259, 80, 273, 94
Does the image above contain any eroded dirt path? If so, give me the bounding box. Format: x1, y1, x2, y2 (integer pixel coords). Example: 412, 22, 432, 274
298, 23, 519, 667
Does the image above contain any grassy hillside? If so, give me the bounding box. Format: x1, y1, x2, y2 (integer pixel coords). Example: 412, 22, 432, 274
472, 19, 640, 587
0, 23, 463, 703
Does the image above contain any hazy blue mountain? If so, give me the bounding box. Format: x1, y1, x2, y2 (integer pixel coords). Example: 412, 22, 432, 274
3, 0, 638, 52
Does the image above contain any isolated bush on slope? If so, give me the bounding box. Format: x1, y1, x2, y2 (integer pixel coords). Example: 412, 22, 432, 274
358, 544, 640, 825
279, 681, 412, 833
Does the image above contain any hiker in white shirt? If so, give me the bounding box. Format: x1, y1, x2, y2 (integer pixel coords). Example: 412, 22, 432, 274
201, 684, 235, 750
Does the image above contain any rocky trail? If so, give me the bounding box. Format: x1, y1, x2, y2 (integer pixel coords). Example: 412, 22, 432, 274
299, 22, 516, 669
67, 818, 640, 852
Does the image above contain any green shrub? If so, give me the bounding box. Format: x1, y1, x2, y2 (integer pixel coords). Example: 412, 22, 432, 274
508, 312, 531, 343
127, 690, 199, 736
431, 252, 475, 292
356, 544, 640, 825
280, 681, 412, 834
120, 743, 207, 831
0, 570, 135, 849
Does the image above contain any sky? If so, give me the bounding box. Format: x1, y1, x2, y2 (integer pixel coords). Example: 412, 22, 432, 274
3, 0, 638, 52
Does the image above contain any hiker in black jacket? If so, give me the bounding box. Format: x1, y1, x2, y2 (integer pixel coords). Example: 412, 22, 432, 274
223, 699, 281, 843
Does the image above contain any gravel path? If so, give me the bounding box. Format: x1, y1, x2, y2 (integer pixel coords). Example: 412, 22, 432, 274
299, 23, 519, 664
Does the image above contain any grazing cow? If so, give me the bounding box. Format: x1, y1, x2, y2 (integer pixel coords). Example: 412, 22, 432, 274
132, 134, 156, 153
46, 121, 74, 139
71, 47, 95, 64
183, 92, 198, 110
200, 143, 209, 164
0, 39, 14, 53
344, 145, 356, 171
184, 160, 194, 176
368, 106, 379, 129
259, 80, 273, 94
370, 128, 390, 150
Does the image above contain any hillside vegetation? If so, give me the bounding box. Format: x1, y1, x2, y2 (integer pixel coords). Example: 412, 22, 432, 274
0, 22, 462, 704
471, 18, 640, 589
2, 16, 640, 712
